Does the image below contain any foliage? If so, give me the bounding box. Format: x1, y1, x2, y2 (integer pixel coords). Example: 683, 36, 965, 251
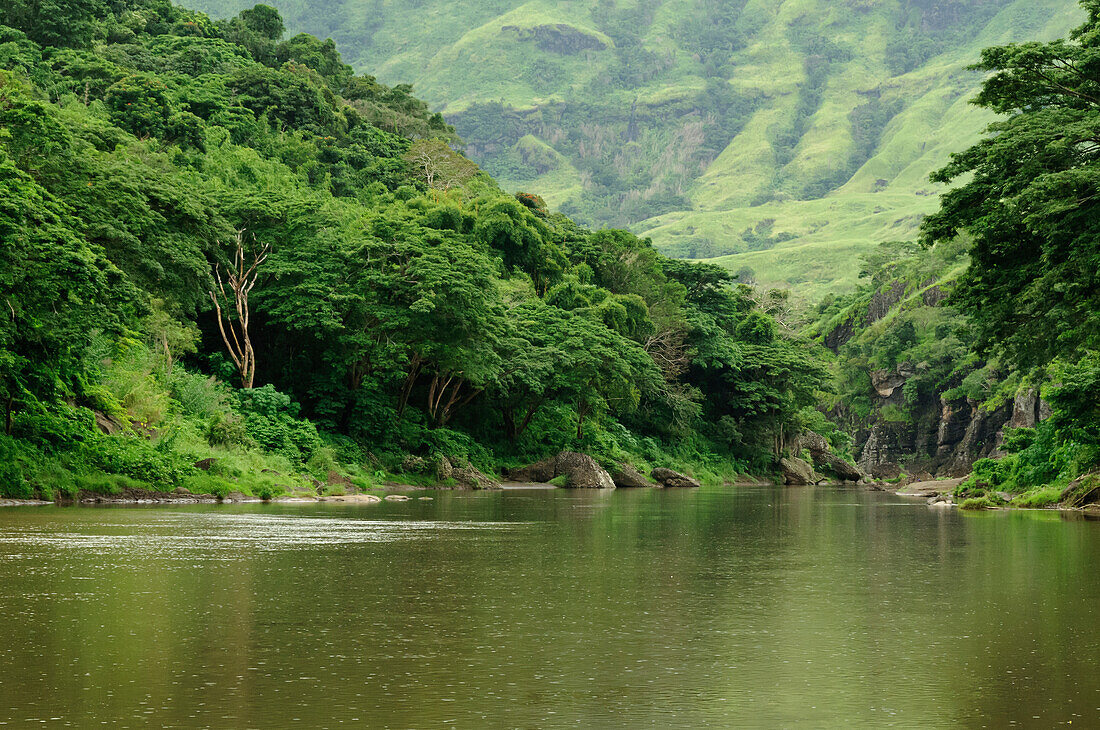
184, 0, 1082, 298
0, 0, 835, 498
923, 5, 1100, 368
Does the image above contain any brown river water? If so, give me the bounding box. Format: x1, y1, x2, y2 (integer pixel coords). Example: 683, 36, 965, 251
0, 485, 1098, 728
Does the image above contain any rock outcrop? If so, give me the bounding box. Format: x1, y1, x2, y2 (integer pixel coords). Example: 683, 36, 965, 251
402, 454, 500, 489
855, 365, 1033, 479
611, 463, 654, 488
796, 432, 863, 482
444, 457, 502, 490
779, 457, 817, 485
650, 468, 701, 488
509, 452, 615, 489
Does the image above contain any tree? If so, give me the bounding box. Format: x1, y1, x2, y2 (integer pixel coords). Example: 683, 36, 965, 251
0, 151, 132, 431
922, 1, 1100, 367
0, 0, 107, 48
210, 229, 269, 389
404, 139, 479, 191
104, 74, 173, 138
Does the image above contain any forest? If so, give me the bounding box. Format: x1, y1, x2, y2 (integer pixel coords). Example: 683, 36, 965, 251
0, 0, 832, 500
1, 0, 1098, 510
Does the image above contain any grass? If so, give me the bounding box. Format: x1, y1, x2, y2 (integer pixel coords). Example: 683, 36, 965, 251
1011, 486, 1064, 508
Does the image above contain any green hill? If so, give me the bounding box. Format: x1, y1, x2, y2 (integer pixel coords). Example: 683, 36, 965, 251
178, 0, 1083, 296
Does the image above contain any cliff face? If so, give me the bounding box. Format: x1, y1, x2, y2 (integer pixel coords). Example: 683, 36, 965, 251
816, 256, 1047, 480
852, 370, 1040, 479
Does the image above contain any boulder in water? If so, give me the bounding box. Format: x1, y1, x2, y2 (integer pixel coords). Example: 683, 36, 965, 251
650, 468, 701, 489
611, 463, 654, 488
797, 432, 864, 482
508, 452, 614, 489
779, 457, 817, 485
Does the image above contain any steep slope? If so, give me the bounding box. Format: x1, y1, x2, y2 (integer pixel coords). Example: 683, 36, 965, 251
189, 0, 1083, 296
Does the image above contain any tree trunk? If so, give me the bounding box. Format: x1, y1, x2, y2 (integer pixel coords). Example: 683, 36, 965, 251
210, 229, 268, 389
397, 355, 423, 417
576, 399, 590, 440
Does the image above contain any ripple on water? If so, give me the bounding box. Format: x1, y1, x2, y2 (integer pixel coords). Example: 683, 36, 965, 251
0, 512, 522, 557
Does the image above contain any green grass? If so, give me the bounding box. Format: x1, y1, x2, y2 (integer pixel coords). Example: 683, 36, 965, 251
960, 497, 998, 511
1011, 486, 1064, 509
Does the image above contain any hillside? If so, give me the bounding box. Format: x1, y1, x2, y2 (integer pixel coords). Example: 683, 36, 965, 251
187, 0, 1082, 296
0, 0, 839, 501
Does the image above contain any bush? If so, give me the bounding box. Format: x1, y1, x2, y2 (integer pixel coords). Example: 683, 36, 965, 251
83, 435, 189, 487
960, 497, 997, 510
1012, 486, 1063, 508
305, 446, 338, 479
236, 385, 321, 462
26, 463, 77, 501
182, 472, 234, 498
170, 369, 236, 421
10, 404, 98, 453
72, 471, 148, 496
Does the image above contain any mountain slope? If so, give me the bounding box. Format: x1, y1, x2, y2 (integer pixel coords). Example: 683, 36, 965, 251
189, 0, 1084, 296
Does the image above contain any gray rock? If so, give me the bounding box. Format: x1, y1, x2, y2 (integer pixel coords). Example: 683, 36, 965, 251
797, 433, 863, 482
508, 452, 614, 489
611, 463, 654, 488
451, 464, 502, 490
650, 468, 701, 489
384, 494, 411, 502
553, 452, 615, 489
507, 456, 557, 483
779, 457, 817, 486
435, 456, 454, 482
401, 455, 428, 473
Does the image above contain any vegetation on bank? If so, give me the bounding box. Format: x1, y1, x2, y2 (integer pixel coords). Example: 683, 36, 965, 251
802, 0, 1100, 508
0, 1, 840, 501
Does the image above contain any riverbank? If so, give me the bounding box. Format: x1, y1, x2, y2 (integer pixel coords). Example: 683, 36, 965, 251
0, 470, 779, 508
891, 475, 1100, 514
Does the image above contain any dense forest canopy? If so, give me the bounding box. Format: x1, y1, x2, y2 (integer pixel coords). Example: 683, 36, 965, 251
0, 0, 834, 499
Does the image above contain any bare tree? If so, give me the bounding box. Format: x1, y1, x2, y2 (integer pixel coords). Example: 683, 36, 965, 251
404, 139, 479, 191
209, 229, 269, 389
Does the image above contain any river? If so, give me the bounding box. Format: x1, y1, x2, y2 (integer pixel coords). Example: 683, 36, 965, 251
0, 485, 1097, 728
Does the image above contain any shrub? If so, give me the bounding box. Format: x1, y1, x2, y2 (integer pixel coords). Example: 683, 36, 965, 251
83, 435, 188, 487
305, 446, 338, 479
1012, 486, 1063, 508
236, 385, 321, 462
960, 497, 997, 510
10, 404, 98, 453
182, 472, 234, 498
169, 370, 236, 421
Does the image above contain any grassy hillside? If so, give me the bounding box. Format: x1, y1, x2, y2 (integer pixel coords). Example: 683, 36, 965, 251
187, 0, 1083, 296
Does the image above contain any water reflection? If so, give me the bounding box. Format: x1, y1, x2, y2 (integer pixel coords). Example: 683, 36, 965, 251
0, 488, 1097, 727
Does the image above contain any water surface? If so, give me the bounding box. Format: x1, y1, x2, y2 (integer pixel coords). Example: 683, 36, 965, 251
0, 486, 1098, 728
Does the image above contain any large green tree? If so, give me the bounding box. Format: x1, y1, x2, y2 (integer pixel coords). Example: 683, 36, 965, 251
923, 0, 1100, 367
